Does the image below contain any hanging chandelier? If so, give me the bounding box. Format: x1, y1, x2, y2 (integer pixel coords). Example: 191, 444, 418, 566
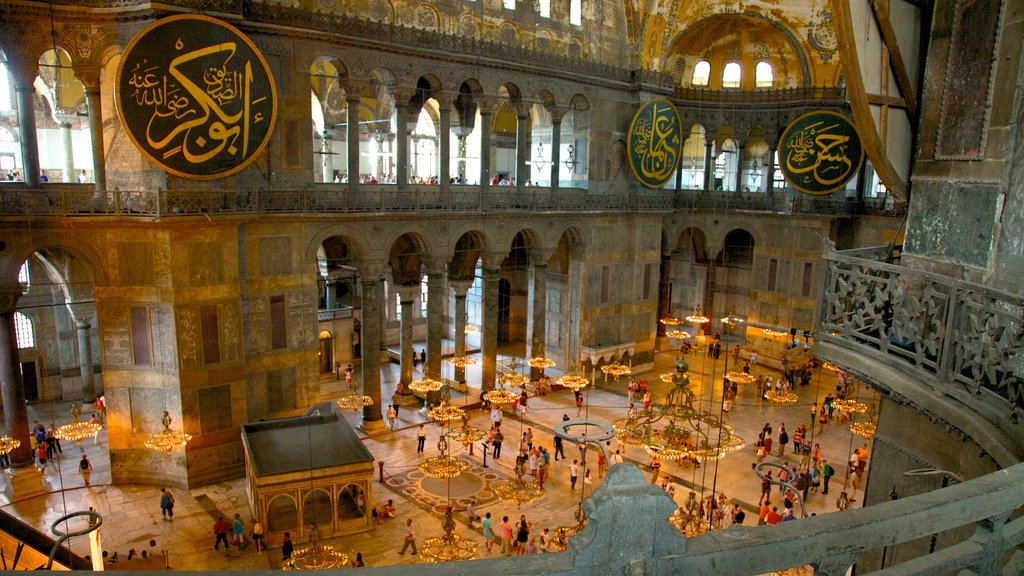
282, 525, 349, 570
660, 315, 684, 327
335, 379, 374, 412
419, 506, 478, 563
762, 327, 787, 337
764, 389, 799, 404
850, 421, 876, 439
834, 398, 868, 414
600, 363, 632, 379
145, 411, 192, 454
550, 506, 588, 552
685, 311, 710, 324
498, 372, 529, 388
484, 385, 518, 407
55, 403, 103, 446
445, 422, 485, 447
493, 458, 544, 507
822, 361, 841, 373
613, 358, 744, 462
526, 356, 556, 370
556, 372, 590, 391
427, 401, 464, 424
408, 377, 444, 395
726, 371, 755, 385
448, 356, 478, 369
0, 436, 21, 456
665, 328, 692, 341
668, 491, 714, 537
419, 454, 468, 479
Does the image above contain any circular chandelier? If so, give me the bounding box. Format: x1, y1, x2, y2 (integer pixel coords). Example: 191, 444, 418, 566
446, 423, 485, 447
484, 386, 518, 407
0, 435, 21, 456
498, 372, 529, 388
493, 458, 544, 506
660, 315, 684, 327
600, 363, 632, 379
55, 403, 103, 446
418, 454, 468, 479
556, 373, 590, 391
685, 311, 710, 324
726, 371, 755, 385
335, 393, 373, 412
408, 377, 444, 394
669, 491, 715, 537
550, 506, 588, 552
448, 355, 478, 369
764, 389, 799, 404
145, 411, 192, 454
526, 356, 556, 370
282, 525, 349, 570
822, 361, 842, 373
762, 327, 787, 337
613, 358, 744, 462
834, 399, 868, 414
427, 401, 465, 424
665, 329, 691, 340
419, 506, 478, 563
850, 421, 877, 439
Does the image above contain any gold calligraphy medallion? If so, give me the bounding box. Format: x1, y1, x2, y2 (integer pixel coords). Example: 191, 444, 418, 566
115, 15, 278, 180
628, 98, 683, 189
778, 111, 863, 195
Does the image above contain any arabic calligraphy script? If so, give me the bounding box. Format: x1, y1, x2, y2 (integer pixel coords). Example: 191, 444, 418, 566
116, 15, 277, 180
628, 99, 682, 189
779, 111, 863, 195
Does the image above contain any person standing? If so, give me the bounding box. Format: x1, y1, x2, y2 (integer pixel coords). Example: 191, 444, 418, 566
416, 424, 426, 453
214, 516, 230, 551
281, 532, 293, 562
79, 454, 93, 486
778, 425, 789, 457
553, 435, 564, 461
482, 512, 494, 553
387, 405, 397, 431
597, 449, 607, 478
251, 519, 265, 552
610, 449, 623, 466
160, 487, 174, 521
569, 459, 579, 491
398, 518, 417, 555
500, 516, 513, 556
352, 552, 365, 567
492, 427, 504, 459
232, 514, 245, 546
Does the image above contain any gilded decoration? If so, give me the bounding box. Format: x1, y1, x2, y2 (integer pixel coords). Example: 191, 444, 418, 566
115, 15, 278, 180
627, 98, 682, 189
778, 111, 863, 195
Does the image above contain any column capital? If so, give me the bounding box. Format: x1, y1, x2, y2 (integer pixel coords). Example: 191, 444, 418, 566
7, 60, 38, 89
391, 86, 417, 106
450, 278, 474, 296
423, 258, 447, 276
396, 284, 419, 302
481, 252, 506, 270
0, 290, 21, 313
546, 104, 570, 123
511, 100, 532, 118
433, 91, 457, 109
475, 95, 501, 115
74, 64, 102, 92
344, 78, 370, 98
358, 261, 388, 280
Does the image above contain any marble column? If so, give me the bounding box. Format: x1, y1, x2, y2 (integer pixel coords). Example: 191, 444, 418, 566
76, 318, 96, 403
59, 121, 75, 183
480, 266, 500, 391
766, 146, 776, 197
567, 250, 584, 368
550, 117, 562, 191
398, 285, 417, 391
438, 97, 452, 194
396, 105, 410, 190
325, 281, 337, 310
15, 83, 40, 187
359, 277, 383, 426
735, 142, 745, 193
516, 111, 529, 192
479, 108, 493, 193
451, 280, 472, 384
425, 264, 446, 380
656, 252, 672, 337
347, 96, 361, 192
527, 263, 548, 379
702, 141, 714, 194
85, 86, 106, 192
0, 291, 31, 466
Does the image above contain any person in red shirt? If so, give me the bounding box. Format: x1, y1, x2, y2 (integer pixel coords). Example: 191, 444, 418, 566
765, 506, 783, 525
213, 516, 230, 551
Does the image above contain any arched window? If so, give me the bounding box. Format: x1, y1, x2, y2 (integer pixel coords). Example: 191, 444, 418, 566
772, 150, 786, 192
691, 61, 711, 87
17, 261, 29, 286
14, 312, 34, 349
755, 62, 774, 88
570, 0, 582, 25
503, 0, 515, 9
420, 274, 428, 316
722, 62, 741, 89
0, 62, 12, 111
539, 0, 550, 18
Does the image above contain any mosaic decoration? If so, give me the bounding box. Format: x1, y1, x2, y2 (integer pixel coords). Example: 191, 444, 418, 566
627, 98, 682, 189
778, 111, 863, 195
115, 15, 277, 179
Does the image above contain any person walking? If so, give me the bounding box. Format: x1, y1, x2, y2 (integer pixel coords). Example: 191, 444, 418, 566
281, 532, 293, 562
79, 454, 93, 486
160, 487, 175, 521
482, 512, 494, 553
416, 424, 426, 453
387, 405, 397, 431
822, 459, 835, 494
232, 514, 245, 546
398, 518, 417, 555
251, 519, 265, 552
569, 459, 579, 491
553, 435, 564, 461
214, 516, 230, 551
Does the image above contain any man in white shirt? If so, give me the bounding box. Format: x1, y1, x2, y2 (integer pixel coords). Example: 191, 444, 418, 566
569, 460, 579, 491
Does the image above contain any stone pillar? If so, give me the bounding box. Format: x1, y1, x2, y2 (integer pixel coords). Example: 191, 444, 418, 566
451, 280, 471, 384
398, 285, 417, 391
359, 273, 384, 428
735, 141, 745, 193
566, 247, 585, 368
425, 263, 446, 380
13, 64, 40, 187
437, 94, 453, 194
76, 318, 96, 403
59, 121, 75, 183
347, 95, 362, 192
702, 140, 714, 194
325, 281, 337, 310
766, 145, 776, 197
396, 103, 410, 190
550, 117, 562, 191
479, 105, 493, 194
515, 109, 529, 192
480, 265, 501, 391
76, 66, 107, 192
656, 252, 672, 337
527, 262, 548, 379
0, 291, 31, 466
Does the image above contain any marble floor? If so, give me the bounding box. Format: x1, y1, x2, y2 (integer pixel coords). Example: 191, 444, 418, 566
1, 342, 875, 570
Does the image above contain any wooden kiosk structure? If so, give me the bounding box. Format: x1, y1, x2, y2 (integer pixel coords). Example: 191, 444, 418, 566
241, 402, 375, 544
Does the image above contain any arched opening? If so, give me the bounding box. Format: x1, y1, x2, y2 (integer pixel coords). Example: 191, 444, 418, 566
302, 489, 333, 531
722, 62, 742, 89
316, 235, 362, 373
680, 125, 707, 190
712, 229, 755, 336
319, 330, 334, 374
691, 60, 711, 87
309, 58, 348, 183
14, 311, 34, 349
36, 48, 93, 183
755, 61, 774, 88
336, 483, 364, 520
267, 495, 299, 533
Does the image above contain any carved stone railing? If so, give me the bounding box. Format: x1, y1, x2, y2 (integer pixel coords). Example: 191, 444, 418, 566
673, 86, 847, 104
816, 243, 1024, 462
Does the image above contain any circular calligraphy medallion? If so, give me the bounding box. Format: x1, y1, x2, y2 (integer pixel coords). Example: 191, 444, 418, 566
627, 98, 682, 189
778, 110, 863, 195
115, 15, 278, 180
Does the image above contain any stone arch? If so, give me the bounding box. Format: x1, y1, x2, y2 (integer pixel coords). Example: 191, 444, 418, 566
569, 36, 585, 58
714, 227, 757, 268
305, 226, 367, 267
499, 81, 523, 102
1, 232, 107, 288
414, 4, 440, 31
370, 0, 396, 23
569, 93, 591, 111
267, 494, 299, 533
552, 224, 589, 253
676, 226, 710, 262
458, 13, 481, 39
387, 231, 432, 285
449, 230, 488, 279
536, 88, 557, 108
301, 488, 333, 529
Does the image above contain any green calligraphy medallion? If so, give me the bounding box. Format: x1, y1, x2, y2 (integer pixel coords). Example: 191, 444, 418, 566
628, 98, 682, 189
115, 15, 278, 180
778, 111, 863, 195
